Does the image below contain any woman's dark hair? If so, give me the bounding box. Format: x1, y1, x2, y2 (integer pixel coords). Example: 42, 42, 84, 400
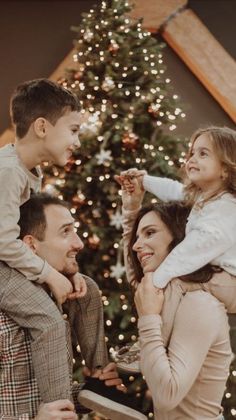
128, 201, 221, 289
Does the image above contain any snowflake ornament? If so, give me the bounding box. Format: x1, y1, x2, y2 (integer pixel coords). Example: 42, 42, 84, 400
110, 210, 123, 230
110, 261, 125, 279
96, 149, 112, 165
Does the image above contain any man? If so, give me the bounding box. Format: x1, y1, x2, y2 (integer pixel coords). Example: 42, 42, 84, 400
0, 193, 146, 420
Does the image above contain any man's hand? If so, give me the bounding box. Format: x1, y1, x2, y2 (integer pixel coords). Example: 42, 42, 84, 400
67, 272, 87, 300
83, 362, 127, 392
45, 267, 73, 304
135, 272, 164, 317
35, 400, 77, 420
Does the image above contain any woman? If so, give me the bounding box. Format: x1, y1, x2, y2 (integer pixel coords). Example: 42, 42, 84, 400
119, 176, 234, 419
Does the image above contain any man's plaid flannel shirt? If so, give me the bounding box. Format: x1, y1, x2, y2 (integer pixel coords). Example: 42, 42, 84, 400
0, 311, 80, 420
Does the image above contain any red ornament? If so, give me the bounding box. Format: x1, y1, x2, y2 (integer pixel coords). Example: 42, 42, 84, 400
108, 42, 119, 55
122, 132, 138, 150
74, 71, 83, 80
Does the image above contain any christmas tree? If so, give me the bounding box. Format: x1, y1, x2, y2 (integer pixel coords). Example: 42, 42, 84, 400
43, 0, 236, 418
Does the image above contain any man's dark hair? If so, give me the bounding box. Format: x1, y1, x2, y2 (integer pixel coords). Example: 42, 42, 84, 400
19, 193, 69, 241
10, 78, 81, 138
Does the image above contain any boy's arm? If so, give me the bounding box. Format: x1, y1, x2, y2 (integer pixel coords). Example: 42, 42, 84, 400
0, 167, 50, 282
143, 175, 184, 202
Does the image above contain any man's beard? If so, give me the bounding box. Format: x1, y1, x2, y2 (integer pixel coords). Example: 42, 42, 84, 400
61, 259, 79, 278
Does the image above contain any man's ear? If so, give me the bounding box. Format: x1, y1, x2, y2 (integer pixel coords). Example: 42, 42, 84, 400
22, 234, 38, 253
33, 117, 47, 138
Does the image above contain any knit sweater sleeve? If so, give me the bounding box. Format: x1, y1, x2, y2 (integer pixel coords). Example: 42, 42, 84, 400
152, 197, 236, 288
143, 175, 184, 202
138, 292, 222, 411
0, 167, 50, 283
122, 206, 140, 284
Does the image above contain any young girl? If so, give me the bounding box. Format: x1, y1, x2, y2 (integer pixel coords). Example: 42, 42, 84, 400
121, 126, 236, 289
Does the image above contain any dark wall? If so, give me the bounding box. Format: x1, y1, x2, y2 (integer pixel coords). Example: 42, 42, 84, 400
0, 0, 235, 135
0, 0, 97, 132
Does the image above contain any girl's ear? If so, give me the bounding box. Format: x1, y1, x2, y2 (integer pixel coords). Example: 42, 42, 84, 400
33, 117, 47, 138
221, 167, 228, 181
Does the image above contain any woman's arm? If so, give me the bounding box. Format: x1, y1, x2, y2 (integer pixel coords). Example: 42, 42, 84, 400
137, 290, 225, 411
118, 175, 145, 284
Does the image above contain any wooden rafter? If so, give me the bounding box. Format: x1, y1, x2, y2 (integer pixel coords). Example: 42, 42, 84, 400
162, 9, 236, 122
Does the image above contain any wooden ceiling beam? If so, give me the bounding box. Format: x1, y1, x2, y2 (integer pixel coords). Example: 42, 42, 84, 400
162, 9, 236, 122
129, 0, 187, 32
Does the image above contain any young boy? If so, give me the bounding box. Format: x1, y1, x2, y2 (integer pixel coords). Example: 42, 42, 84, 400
0, 79, 86, 403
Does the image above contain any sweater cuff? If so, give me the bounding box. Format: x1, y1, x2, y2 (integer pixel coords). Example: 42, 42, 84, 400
122, 206, 141, 216
37, 260, 51, 284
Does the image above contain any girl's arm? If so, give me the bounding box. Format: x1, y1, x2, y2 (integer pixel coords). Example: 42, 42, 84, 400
143, 175, 184, 202
152, 198, 236, 288
0, 167, 50, 283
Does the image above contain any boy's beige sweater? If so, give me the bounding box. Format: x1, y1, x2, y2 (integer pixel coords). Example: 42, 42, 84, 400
0, 144, 50, 282
122, 207, 233, 419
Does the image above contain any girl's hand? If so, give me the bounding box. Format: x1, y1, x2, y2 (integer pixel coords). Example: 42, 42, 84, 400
135, 272, 164, 316
114, 172, 145, 211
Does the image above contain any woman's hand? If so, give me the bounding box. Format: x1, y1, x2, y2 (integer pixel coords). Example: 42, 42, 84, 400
135, 272, 164, 316
114, 172, 145, 211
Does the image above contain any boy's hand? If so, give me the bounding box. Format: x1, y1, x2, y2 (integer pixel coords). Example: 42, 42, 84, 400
67, 273, 87, 300
45, 268, 73, 304
83, 362, 127, 392
35, 400, 77, 420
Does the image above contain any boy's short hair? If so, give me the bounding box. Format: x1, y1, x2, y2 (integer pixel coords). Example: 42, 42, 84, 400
10, 78, 81, 138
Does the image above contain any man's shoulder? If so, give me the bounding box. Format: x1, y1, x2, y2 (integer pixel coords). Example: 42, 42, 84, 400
0, 261, 24, 280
